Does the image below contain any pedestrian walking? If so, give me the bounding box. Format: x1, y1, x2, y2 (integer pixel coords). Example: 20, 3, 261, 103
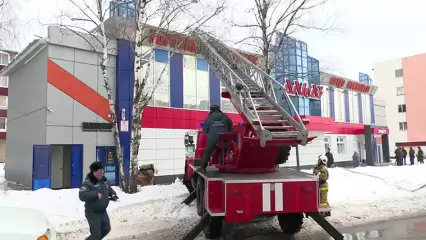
325, 148, 335, 168
409, 147, 415, 165
79, 161, 119, 240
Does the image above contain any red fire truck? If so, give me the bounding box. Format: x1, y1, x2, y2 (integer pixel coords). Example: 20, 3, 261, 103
179, 31, 344, 240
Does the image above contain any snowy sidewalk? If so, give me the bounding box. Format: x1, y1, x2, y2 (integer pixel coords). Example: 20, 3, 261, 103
1, 164, 426, 239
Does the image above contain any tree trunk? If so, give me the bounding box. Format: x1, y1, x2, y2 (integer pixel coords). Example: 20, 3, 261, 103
99, 20, 127, 192
127, 0, 148, 194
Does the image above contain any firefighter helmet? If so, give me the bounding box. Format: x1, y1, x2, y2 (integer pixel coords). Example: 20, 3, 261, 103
318, 155, 328, 165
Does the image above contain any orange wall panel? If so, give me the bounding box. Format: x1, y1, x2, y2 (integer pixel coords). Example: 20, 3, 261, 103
402, 54, 426, 142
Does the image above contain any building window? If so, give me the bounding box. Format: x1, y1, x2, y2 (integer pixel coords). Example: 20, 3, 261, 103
183, 56, 210, 110
221, 86, 237, 113
0, 118, 6, 130
336, 136, 346, 154
324, 137, 330, 151
395, 69, 403, 78
153, 49, 170, 107
396, 87, 404, 96
0, 76, 8, 88
399, 122, 408, 131
0, 96, 7, 109
0, 53, 8, 65
398, 104, 406, 113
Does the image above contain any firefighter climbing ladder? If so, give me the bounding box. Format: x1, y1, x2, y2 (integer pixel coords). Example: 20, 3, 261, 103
193, 31, 309, 147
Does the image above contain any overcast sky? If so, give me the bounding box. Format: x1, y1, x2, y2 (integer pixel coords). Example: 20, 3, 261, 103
12, 0, 426, 82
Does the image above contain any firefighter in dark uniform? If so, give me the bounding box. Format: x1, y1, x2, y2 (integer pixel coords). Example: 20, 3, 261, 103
199, 104, 233, 169
79, 161, 119, 240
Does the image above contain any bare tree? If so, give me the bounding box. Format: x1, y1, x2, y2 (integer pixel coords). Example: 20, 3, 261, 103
0, 0, 19, 49
53, 0, 224, 193
230, 0, 338, 77
129, 0, 225, 193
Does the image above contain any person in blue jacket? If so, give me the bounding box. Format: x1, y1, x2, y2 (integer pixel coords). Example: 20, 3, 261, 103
79, 161, 119, 240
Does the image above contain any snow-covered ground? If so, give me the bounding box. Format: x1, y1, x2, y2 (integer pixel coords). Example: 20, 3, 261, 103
1, 163, 426, 239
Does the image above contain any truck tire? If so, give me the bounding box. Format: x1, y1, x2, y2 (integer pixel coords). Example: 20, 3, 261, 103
203, 215, 223, 239
277, 213, 303, 234
196, 177, 205, 216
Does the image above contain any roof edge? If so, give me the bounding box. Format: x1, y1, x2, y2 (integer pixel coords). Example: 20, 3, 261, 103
0, 39, 48, 76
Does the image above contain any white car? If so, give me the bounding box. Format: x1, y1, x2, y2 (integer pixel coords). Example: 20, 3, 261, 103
0, 206, 57, 239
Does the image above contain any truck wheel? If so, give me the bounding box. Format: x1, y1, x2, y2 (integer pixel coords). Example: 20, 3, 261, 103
203, 215, 223, 239
277, 213, 303, 234
196, 177, 205, 216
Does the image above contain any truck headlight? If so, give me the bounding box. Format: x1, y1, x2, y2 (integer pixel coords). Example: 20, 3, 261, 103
37, 229, 51, 240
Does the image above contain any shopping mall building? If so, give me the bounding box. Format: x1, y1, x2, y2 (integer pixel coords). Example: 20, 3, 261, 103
375, 53, 426, 150
2, 13, 389, 189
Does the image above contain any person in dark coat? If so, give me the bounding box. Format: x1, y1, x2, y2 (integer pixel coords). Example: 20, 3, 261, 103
394, 147, 401, 166
409, 147, 415, 165
402, 148, 407, 165
79, 161, 119, 240
352, 151, 360, 168
417, 147, 424, 164
325, 148, 334, 168
199, 105, 233, 169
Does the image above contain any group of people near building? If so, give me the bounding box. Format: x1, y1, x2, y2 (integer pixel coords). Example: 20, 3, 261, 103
394, 146, 424, 165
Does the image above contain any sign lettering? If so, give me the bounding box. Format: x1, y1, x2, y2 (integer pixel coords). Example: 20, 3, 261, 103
329, 76, 346, 88
82, 122, 113, 132
149, 29, 198, 53
284, 79, 324, 100
329, 76, 371, 94
148, 28, 259, 64
238, 51, 258, 65
346, 81, 371, 93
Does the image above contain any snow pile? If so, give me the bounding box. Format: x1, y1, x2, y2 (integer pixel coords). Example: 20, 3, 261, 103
2, 165, 426, 239
301, 165, 426, 230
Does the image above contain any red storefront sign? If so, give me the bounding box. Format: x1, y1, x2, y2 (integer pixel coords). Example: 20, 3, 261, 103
284, 79, 324, 100
329, 76, 346, 88
149, 29, 198, 53
372, 128, 389, 135
346, 81, 371, 93
329, 76, 371, 94
238, 51, 258, 65
148, 28, 259, 65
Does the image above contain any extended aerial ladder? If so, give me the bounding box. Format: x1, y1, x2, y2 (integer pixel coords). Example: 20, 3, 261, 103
193, 31, 311, 147
179, 31, 343, 240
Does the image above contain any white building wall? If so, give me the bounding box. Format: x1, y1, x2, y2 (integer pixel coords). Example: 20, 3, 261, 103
374, 59, 406, 148
138, 128, 361, 177
348, 92, 359, 123
138, 128, 188, 176
334, 89, 345, 122
321, 86, 330, 117
360, 94, 371, 125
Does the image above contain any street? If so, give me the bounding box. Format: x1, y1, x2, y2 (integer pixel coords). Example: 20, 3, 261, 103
105, 214, 426, 240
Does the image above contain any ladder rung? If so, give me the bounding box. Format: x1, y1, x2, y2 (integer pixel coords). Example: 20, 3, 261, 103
271, 131, 299, 138
263, 126, 293, 130
256, 110, 280, 114
258, 119, 288, 124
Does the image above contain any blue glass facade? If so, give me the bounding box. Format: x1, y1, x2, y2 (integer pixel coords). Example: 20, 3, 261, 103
359, 72, 373, 85
273, 34, 322, 116
110, 0, 136, 19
